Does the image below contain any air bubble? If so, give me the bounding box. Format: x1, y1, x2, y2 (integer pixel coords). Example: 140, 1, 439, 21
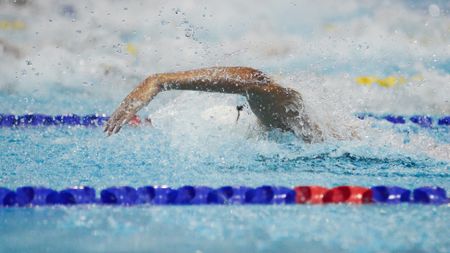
428, 4, 440, 17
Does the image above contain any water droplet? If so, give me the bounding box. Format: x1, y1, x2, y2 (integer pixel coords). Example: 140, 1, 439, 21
428, 4, 440, 17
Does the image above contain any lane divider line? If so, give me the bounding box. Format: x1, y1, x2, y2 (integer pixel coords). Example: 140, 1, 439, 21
1, 113, 449, 128
1, 185, 448, 207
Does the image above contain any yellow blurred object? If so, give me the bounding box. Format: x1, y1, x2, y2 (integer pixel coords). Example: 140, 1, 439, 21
323, 23, 336, 32
355, 75, 413, 88
376, 76, 397, 88
126, 43, 138, 56
355, 76, 377, 86
0, 21, 10, 30
13, 20, 26, 29
0, 20, 26, 30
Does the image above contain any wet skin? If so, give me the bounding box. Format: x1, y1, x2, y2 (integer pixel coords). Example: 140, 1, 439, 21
105, 67, 323, 143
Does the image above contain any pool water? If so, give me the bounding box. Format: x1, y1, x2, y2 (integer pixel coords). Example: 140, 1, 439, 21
1, 0, 450, 252
1, 99, 449, 253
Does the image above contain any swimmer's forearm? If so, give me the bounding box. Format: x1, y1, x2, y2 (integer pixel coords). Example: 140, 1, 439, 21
126, 75, 161, 106
153, 67, 270, 94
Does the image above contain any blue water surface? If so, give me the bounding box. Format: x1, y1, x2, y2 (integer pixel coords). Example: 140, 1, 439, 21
0, 93, 449, 253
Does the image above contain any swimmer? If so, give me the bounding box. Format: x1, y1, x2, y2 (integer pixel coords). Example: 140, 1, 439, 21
105, 67, 324, 143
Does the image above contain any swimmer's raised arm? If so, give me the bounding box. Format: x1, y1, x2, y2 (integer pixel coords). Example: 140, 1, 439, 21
105, 66, 324, 142
104, 67, 270, 135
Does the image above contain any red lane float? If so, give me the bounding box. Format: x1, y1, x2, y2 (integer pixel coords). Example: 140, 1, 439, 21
322, 186, 372, 204
294, 186, 328, 204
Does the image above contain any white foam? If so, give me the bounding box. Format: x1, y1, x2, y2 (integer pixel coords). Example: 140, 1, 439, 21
0, 0, 449, 160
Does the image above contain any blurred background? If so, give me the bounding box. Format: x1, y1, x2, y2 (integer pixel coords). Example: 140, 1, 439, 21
1, 0, 449, 116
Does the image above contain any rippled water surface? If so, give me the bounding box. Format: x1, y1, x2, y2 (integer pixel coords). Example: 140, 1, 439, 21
1, 0, 449, 252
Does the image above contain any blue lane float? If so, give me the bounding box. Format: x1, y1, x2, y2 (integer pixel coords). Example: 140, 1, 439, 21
413, 186, 448, 204
383, 115, 406, 124
136, 186, 156, 204
59, 187, 96, 205
409, 116, 433, 128
0, 185, 447, 207
438, 116, 450, 126
151, 186, 177, 205
371, 186, 411, 204
101, 186, 138, 205
0, 114, 16, 127
208, 186, 250, 204
245, 186, 296, 204
0, 187, 16, 206
173, 186, 213, 205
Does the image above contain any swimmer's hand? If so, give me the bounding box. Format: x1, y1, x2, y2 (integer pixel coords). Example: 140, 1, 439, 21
104, 76, 161, 135
104, 99, 145, 135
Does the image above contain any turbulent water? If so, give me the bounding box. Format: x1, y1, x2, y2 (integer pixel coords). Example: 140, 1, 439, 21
0, 1, 449, 253
1, 0, 450, 159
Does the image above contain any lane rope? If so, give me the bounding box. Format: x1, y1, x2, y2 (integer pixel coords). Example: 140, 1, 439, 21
1, 113, 449, 128
357, 113, 449, 127
0, 185, 448, 207
0, 114, 109, 127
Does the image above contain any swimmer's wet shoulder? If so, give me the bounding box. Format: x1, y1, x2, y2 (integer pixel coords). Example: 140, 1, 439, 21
104, 66, 323, 143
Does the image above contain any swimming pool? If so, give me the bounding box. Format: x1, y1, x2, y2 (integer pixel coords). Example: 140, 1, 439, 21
1, 0, 449, 252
